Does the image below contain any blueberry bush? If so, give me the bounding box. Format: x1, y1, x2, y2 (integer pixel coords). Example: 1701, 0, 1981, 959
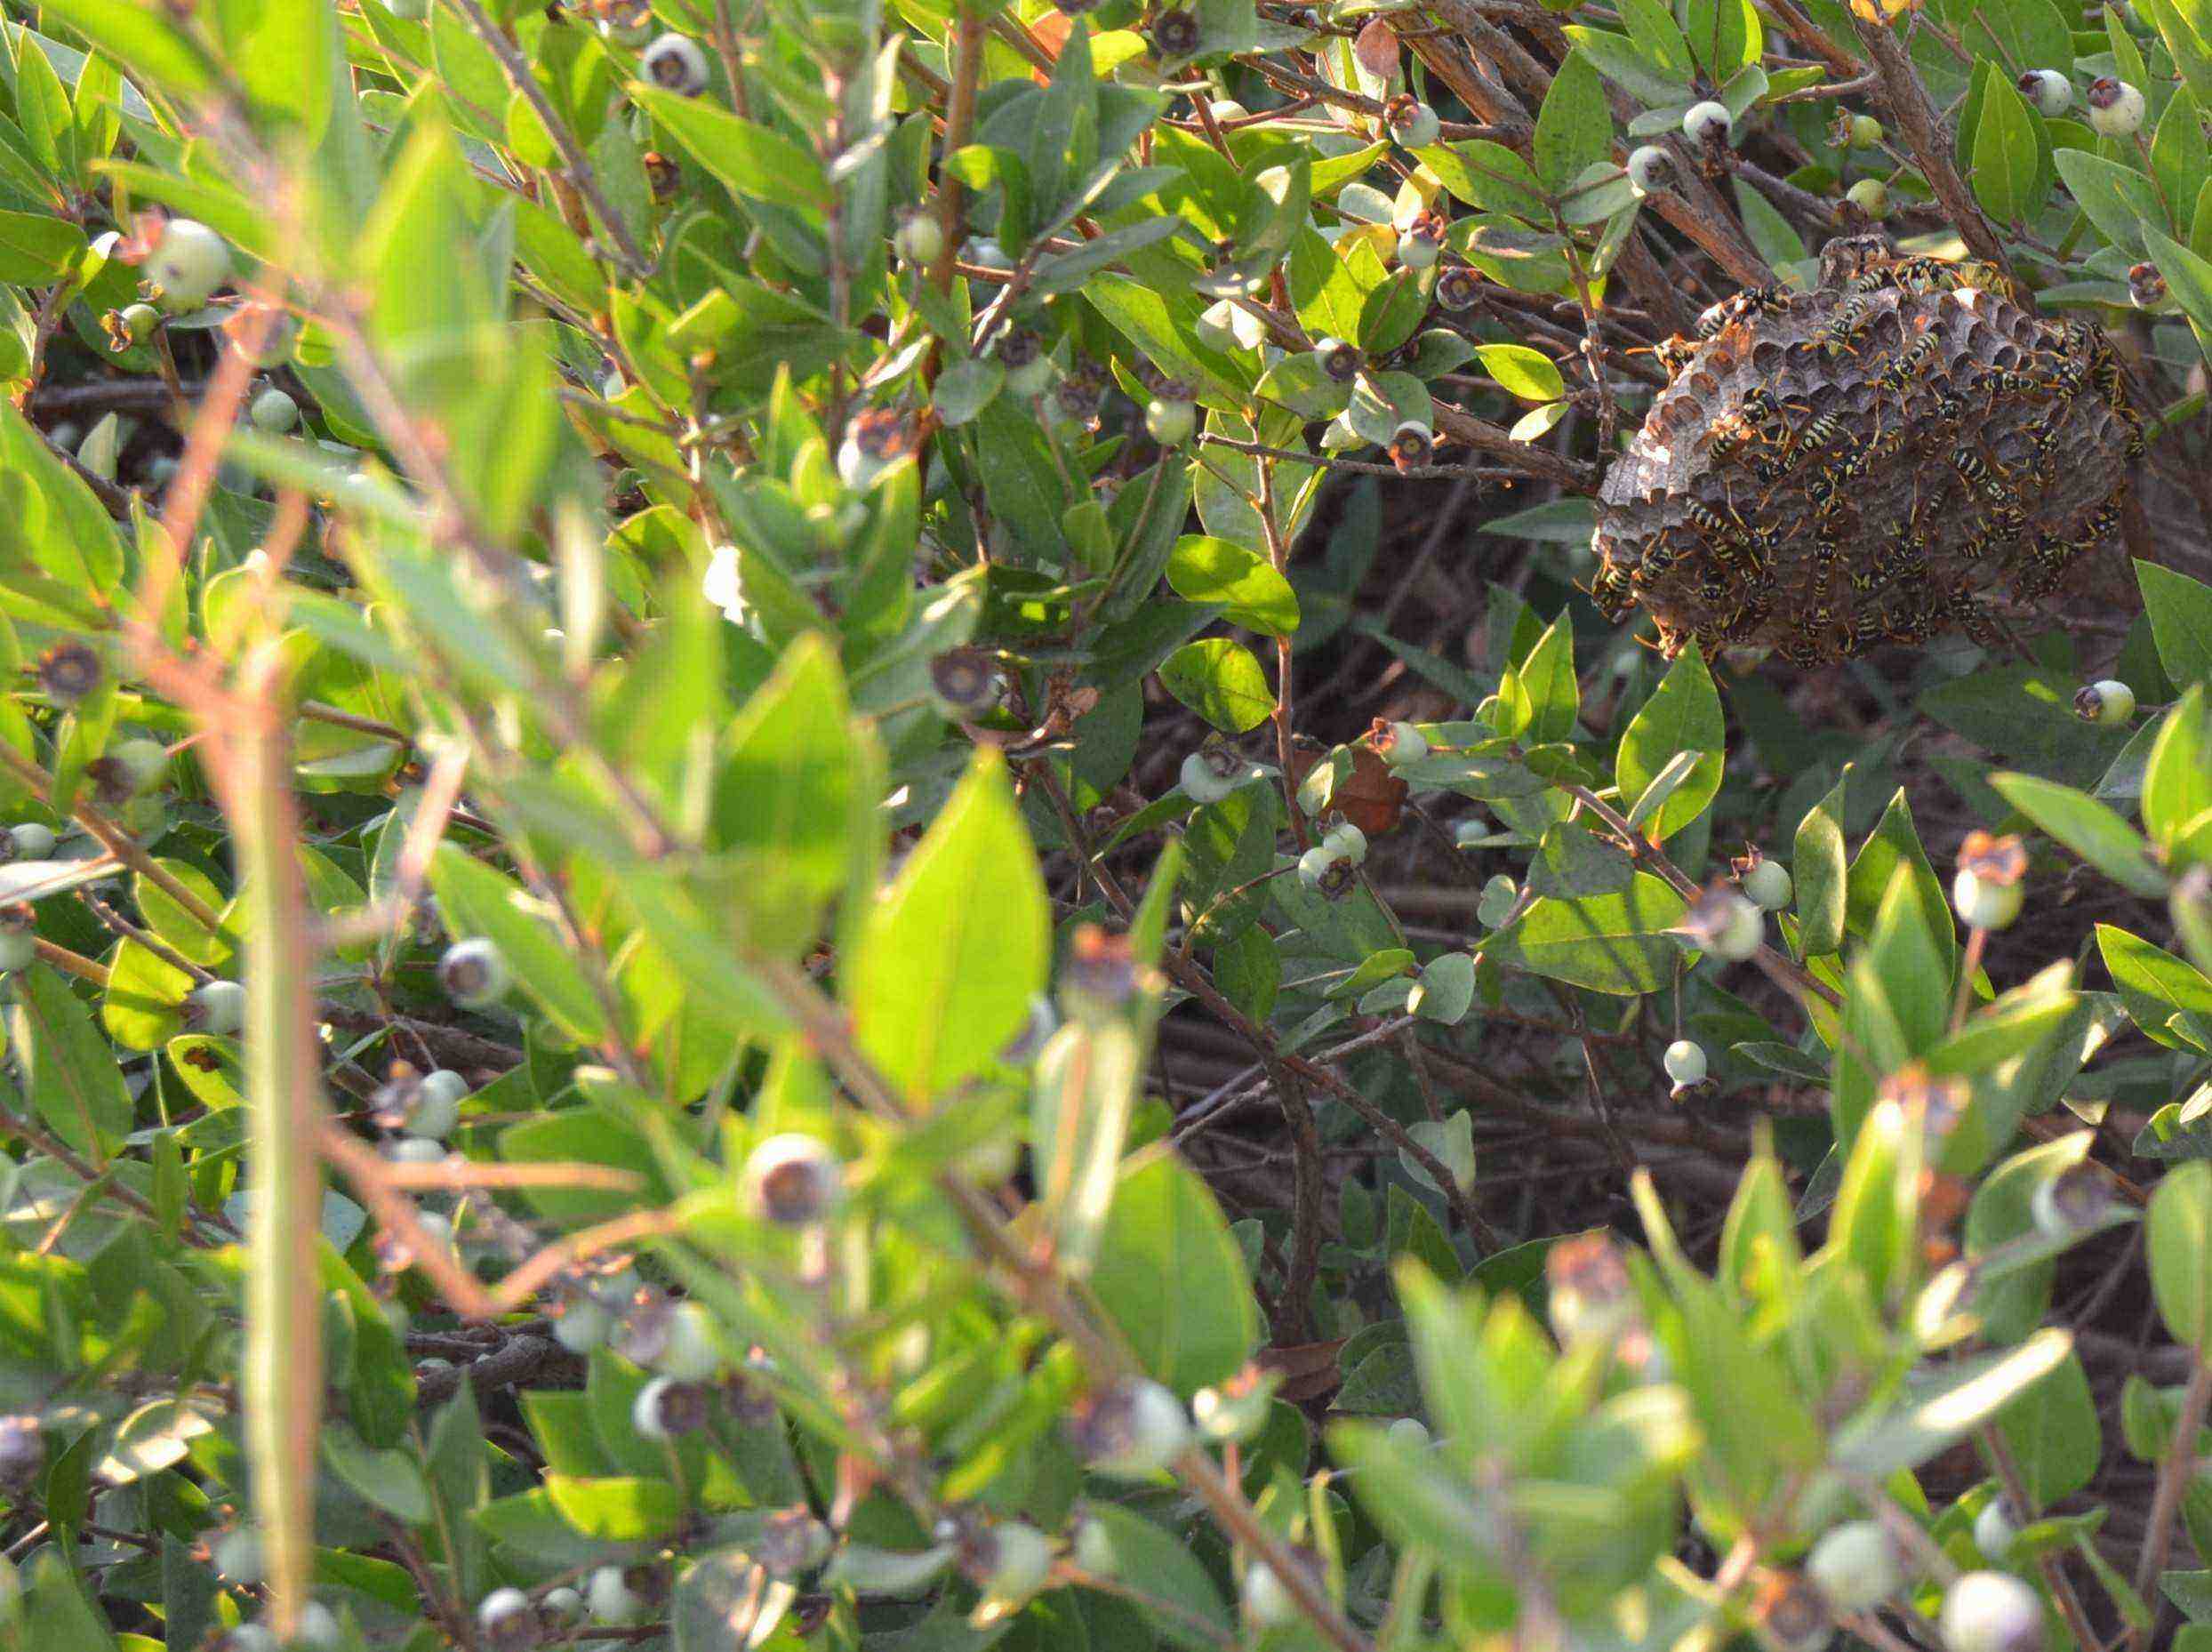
0, 0, 2210, 1647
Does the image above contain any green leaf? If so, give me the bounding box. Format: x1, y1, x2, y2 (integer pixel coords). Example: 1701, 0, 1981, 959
1493, 613, 1577, 742
1482, 873, 1690, 994
1562, 27, 1695, 104
1988, 772, 2168, 897
1091, 1151, 1261, 1394
1680, 0, 1760, 82
1158, 638, 1274, 732
1972, 78, 2042, 223
2139, 559, 2212, 686
542, 1474, 683, 1541
1410, 952, 1476, 1024
1164, 535, 1300, 636
1993, 1350, 2100, 1507
1072, 1505, 1233, 1649
933, 358, 1003, 426
1847, 789, 1954, 985
2151, 1159, 2212, 1348
1471, 342, 1567, 402
2098, 924, 2212, 1052
2149, 227, 2212, 367
1533, 52, 1613, 195
1836, 1332, 2075, 1480
0, 208, 84, 283
1793, 770, 1849, 958
848, 749, 1049, 1103
12, 964, 132, 1155
2144, 689, 2212, 858
1616, 643, 1723, 843
2054, 148, 2162, 257
429, 846, 612, 1045
631, 88, 829, 211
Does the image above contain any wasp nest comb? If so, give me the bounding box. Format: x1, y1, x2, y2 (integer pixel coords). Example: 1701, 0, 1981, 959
1591, 236, 2141, 665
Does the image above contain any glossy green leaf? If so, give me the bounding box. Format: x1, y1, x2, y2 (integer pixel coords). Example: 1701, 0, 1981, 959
1616, 643, 1723, 843
1164, 535, 1300, 635
848, 749, 1049, 1103
1158, 638, 1274, 732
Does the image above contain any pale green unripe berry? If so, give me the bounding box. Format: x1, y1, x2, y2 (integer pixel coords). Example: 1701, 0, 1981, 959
1323, 822, 1367, 865
1663, 1039, 1707, 1086
1683, 100, 1732, 144
185, 980, 246, 1035
1196, 298, 1262, 353
1386, 99, 1440, 148
978, 1521, 1053, 1600
587, 1566, 649, 1626
1297, 845, 1339, 887
248, 387, 298, 434
1241, 1560, 1302, 1629
145, 220, 230, 309
118, 303, 160, 343
641, 34, 710, 95
1144, 397, 1196, 445
1939, 1571, 2045, 1652
224, 1627, 281, 1652
2085, 76, 2144, 137
552, 1294, 613, 1353
1952, 869, 2024, 931
384, 0, 429, 17
1379, 721, 1427, 765
2031, 1163, 2112, 1235
744, 1133, 843, 1226
8, 825, 53, 861
289, 1602, 343, 1650
0, 916, 37, 974
1807, 1521, 1904, 1611
893, 210, 945, 266
1208, 99, 1250, 124
1182, 748, 1247, 804
212, 1528, 263, 1584
1847, 178, 1890, 219
1385, 1416, 1431, 1450
1626, 145, 1672, 196
541, 1586, 584, 1621
2073, 679, 2134, 724
2017, 70, 2072, 116
1742, 859, 1792, 910
410, 1070, 468, 1140
1075, 1379, 1191, 1478
386, 1136, 447, 1166
1973, 1496, 2019, 1560
1395, 226, 1441, 269
107, 737, 169, 793
439, 937, 509, 1007
654, 1300, 723, 1381
1847, 114, 1885, 147
476, 1586, 540, 1649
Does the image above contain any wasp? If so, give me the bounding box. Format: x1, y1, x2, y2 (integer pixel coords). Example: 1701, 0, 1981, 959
1846, 612, 1887, 654
1953, 450, 2008, 503
1797, 413, 1845, 451
1805, 471, 1845, 515
1984, 503, 2028, 543
2078, 501, 2122, 541
1685, 501, 1733, 536
1878, 333, 1939, 392
1653, 333, 1701, 376
1820, 297, 1873, 357
1697, 285, 1792, 338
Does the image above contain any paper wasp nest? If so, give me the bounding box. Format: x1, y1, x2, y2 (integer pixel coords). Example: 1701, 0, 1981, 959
1591, 237, 2140, 665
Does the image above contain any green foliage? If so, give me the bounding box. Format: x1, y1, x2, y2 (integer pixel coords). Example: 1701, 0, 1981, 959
0, 0, 2196, 1646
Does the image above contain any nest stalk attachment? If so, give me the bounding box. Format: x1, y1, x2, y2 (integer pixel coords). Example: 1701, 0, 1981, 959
1591, 236, 2142, 666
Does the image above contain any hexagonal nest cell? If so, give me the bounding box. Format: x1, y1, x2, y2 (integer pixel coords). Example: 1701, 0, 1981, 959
1591, 236, 2143, 666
